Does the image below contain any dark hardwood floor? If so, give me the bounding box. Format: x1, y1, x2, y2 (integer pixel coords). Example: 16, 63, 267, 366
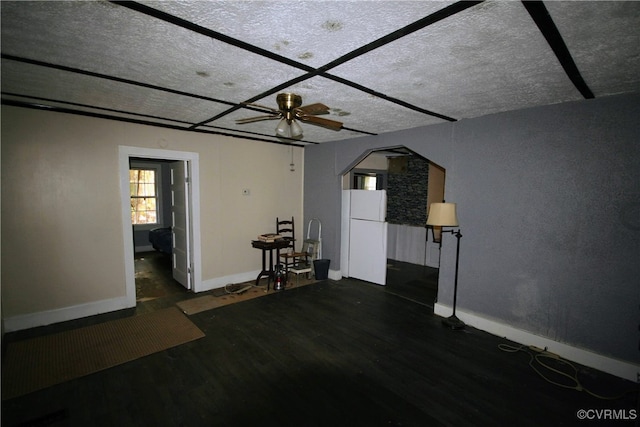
2, 260, 637, 426
383, 259, 439, 307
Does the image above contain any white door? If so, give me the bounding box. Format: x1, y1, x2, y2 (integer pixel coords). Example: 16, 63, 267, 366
171, 161, 191, 289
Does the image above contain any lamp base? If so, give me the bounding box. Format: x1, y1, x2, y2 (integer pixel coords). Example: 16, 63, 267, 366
442, 315, 465, 330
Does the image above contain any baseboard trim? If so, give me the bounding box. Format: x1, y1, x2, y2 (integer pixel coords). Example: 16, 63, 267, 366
434, 303, 639, 382
328, 269, 341, 281
4, 296, 134, 333
199, 270, 262, 292
200, 268, 342, 292
5, 270, 266, 331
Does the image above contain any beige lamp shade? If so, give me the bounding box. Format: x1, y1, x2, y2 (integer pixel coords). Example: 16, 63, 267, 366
426, 203, 459, 227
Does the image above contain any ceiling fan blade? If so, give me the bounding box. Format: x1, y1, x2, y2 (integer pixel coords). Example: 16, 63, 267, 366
295, 103, 330, 116
235, 114, 280, 124
298, 115, 343, 131
240, 102, 281, 115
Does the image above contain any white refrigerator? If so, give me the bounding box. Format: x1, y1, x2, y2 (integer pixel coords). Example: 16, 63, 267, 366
342, 190, 388, 285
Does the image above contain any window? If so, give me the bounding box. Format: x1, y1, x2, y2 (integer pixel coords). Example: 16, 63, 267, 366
353, 172, 384, 190
363, 175, 377, 190
130, 168, 159, 225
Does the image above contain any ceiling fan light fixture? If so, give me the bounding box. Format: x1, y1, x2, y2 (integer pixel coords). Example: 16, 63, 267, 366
237, 92, 341, 138
275, 118, 303, 138
290, 119, 303, 136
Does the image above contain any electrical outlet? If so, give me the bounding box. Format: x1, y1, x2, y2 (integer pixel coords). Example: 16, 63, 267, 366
242, 188, 250, 196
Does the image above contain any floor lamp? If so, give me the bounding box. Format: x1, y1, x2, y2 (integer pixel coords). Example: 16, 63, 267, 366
427, 203, 465, 330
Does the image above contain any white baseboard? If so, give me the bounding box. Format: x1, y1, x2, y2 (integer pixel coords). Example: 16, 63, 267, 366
434, 303, 639, 382
198, 270, 262, 292
199, 268, 342, 291
4, 296, 134, 333
4, 269, 262, 331
328, 269, 341, 281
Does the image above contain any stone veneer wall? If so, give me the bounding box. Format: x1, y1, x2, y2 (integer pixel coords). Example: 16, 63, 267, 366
386, 155, 429, 226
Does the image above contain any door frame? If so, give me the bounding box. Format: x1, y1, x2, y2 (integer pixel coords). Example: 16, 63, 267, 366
118, 146, 202, 307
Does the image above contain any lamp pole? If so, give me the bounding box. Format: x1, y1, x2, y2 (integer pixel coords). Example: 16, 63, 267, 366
443, 229, 465, 330
426, 202, 464, 330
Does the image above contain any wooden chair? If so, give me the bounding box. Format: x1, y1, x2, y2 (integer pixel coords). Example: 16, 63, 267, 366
289, 240, 313, 283
276, 217, 309, 279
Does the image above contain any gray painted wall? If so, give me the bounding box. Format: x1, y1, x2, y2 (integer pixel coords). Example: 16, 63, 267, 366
303, 92, 640, 364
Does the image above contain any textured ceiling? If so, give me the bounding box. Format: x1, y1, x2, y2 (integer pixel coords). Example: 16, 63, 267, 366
2, 1, 639, 146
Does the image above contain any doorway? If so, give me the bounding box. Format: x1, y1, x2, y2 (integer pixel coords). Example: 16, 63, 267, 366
118, 146, 202, 308
341, 146, 445, 307
134, 251, 184, 302
129, 158, 188, 302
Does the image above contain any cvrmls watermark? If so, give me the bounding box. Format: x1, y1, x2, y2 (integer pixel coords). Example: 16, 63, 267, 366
576, 409, 637, 421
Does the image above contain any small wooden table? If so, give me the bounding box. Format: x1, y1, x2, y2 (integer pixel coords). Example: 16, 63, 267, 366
251, 239, 291, 289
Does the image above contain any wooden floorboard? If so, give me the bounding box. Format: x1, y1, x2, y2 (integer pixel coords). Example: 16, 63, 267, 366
2, 279, 637, 426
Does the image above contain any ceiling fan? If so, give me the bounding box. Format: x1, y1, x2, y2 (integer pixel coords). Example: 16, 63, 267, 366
235, 93, 343, 139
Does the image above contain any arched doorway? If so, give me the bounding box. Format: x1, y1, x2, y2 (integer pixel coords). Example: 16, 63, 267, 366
340, 146, 445, 307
